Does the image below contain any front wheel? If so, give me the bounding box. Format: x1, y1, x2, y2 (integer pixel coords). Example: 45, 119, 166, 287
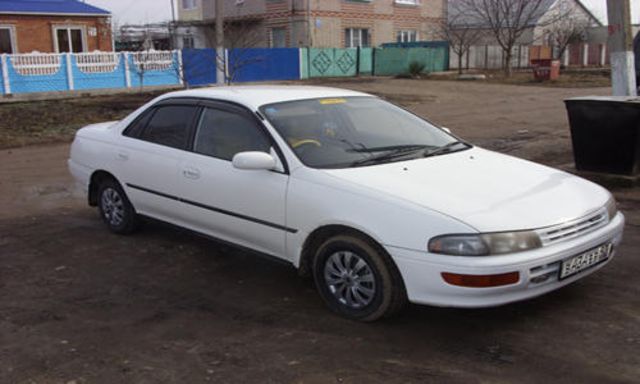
97, 179, 139, 234
312, 235, 407, 321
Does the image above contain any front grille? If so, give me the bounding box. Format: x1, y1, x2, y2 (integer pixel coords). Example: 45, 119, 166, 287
535, 208, 608, 246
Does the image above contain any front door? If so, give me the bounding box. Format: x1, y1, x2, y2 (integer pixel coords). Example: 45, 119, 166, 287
178, 103, 290, 258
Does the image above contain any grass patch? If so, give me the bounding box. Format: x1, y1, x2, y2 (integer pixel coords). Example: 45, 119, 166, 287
427, 69, 612, 88
0, 91, 165, 149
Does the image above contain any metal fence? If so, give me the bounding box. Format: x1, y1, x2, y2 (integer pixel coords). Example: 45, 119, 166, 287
1, 45, 452, 96
450, 43, 609, 71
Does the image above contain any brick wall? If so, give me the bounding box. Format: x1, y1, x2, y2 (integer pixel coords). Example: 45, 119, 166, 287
186, 0, 446, 48
0, 15, 112, 53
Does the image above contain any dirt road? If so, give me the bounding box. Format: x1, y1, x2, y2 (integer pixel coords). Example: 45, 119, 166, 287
1, 80, 639, 383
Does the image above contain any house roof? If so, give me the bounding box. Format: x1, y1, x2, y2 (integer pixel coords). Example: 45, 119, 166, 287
0, 0, 110, 16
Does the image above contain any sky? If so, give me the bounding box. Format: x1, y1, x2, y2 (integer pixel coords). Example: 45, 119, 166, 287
85, 0, 639, 26
86, 0, 174, 25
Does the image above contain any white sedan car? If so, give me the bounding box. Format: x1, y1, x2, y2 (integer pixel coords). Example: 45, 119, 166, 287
69, 86, 625, 321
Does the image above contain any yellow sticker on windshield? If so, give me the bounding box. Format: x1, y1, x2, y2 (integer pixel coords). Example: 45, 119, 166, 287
319, 98, 347, 105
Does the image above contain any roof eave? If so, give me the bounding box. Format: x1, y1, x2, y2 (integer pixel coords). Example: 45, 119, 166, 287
0, 11, 111, 18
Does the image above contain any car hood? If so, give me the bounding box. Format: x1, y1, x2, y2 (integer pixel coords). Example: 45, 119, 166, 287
323, 147, 610, 232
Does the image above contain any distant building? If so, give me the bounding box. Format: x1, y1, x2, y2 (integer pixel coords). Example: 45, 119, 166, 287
0, 0, 112, 54
448, 0, 602, 47
115, 23, 172, 51
174, 0, 446, 49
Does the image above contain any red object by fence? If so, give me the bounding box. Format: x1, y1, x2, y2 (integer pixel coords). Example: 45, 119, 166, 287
531, 59, 560, 81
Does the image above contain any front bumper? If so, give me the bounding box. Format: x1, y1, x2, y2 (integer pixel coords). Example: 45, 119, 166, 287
389, 212, 625, 308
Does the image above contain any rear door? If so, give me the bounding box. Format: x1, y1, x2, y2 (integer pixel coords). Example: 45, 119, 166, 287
115, 99, 199, 223
178, 101, 291, 258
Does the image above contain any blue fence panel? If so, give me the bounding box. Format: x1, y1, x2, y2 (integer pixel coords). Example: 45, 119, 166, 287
0, 57, 5, 95
182, 48, 217, 86
73, 54, 128, 91
8, 55, 70, 94
229, 48, 300, 83
128, 52, 181, 88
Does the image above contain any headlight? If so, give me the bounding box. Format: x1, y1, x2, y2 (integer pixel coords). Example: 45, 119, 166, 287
606, 196, 618, 221
429, 231, 542, 256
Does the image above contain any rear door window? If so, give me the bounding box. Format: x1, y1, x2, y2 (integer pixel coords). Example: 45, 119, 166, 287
139, 105, 199, 150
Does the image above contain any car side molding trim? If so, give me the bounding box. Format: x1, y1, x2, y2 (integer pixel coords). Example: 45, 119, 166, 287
126, 183, 298, 234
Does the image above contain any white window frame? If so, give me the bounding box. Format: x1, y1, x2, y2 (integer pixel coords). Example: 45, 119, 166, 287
345, 28, 370, 48
52, 25, 87, 53
182, 0, 198, 10
397, 30, 418, 43
395, 0, 420, 5
0, 24, 17, 54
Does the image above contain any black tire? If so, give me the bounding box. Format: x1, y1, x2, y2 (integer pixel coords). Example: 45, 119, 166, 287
312, 234, 407, 321
97, 178, 139, 235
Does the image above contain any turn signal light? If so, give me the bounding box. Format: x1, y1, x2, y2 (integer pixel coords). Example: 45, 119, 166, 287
442, 272, 520, 288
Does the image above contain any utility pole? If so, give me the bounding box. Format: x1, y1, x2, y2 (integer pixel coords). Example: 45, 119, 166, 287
169, 0, 176, 50
216, 0, 225, 85
607, 0, 637, 96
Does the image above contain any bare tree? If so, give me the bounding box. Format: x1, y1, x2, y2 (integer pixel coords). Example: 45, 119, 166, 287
204, 20, 265, 84
456, 0, 565, 76
174, 17, 264, 85
544, 11, 590, 60
432, 9, 484, 74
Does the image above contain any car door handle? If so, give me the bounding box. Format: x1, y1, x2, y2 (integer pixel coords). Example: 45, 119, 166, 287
183, 167, 201, 180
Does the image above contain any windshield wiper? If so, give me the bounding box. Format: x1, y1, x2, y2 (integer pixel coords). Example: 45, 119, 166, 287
347, 144, 431, 153
350, 145, 431, 166
423, 141, 470, 158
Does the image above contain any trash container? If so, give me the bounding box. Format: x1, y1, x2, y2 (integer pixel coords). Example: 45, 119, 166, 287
531, 59, 560, 81
565, 96, 640, 175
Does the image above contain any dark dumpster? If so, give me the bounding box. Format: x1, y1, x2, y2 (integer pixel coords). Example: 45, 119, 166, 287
565, 96, 640, 175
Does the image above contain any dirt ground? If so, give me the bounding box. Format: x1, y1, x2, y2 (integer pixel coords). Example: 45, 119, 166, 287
1, 79, 639, 383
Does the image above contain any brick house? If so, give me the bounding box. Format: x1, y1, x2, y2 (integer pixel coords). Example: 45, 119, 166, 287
174, 0, 446, 49
0, 0, 112, 54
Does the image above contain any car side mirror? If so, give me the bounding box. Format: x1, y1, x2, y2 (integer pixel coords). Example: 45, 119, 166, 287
441, 126, 452, 134
232, 151, 277, 171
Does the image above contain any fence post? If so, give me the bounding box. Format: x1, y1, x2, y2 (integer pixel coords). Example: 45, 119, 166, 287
299, 48, 304, 79
65, 53, 74, 91
1, 54, 10, 95
599, 44, 607, 67
224, 48, 229, 84
176, 50, 184, 86
123, 52, 131, 88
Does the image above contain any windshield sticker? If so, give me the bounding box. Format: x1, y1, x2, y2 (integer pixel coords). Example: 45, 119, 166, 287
319, 98, 347, 105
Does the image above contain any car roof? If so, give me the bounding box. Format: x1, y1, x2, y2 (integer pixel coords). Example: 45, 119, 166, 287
158, 85, 374, 110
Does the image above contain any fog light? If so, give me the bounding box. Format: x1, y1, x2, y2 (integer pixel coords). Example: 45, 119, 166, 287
442, 272, 520, 288
530, 272, 555, 284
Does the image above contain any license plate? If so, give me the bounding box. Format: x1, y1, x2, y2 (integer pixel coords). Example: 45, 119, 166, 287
559, 243, 613, 280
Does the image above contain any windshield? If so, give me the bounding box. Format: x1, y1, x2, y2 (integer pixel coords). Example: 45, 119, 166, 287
260, 97, 466, 169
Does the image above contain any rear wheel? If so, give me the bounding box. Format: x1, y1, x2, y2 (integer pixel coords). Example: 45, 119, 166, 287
312, 235, 407, 321
97, 179, 139, 234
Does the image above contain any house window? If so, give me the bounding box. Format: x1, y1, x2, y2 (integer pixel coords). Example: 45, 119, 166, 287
270, 27, 286, 48
0, 27, 15, 54
55, 27, 85, 53
397, 30, 418, 43
183, 36, 195, 49
182, 0, 197, 9
395, 0, 419, 5
345, 28, 369, 48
